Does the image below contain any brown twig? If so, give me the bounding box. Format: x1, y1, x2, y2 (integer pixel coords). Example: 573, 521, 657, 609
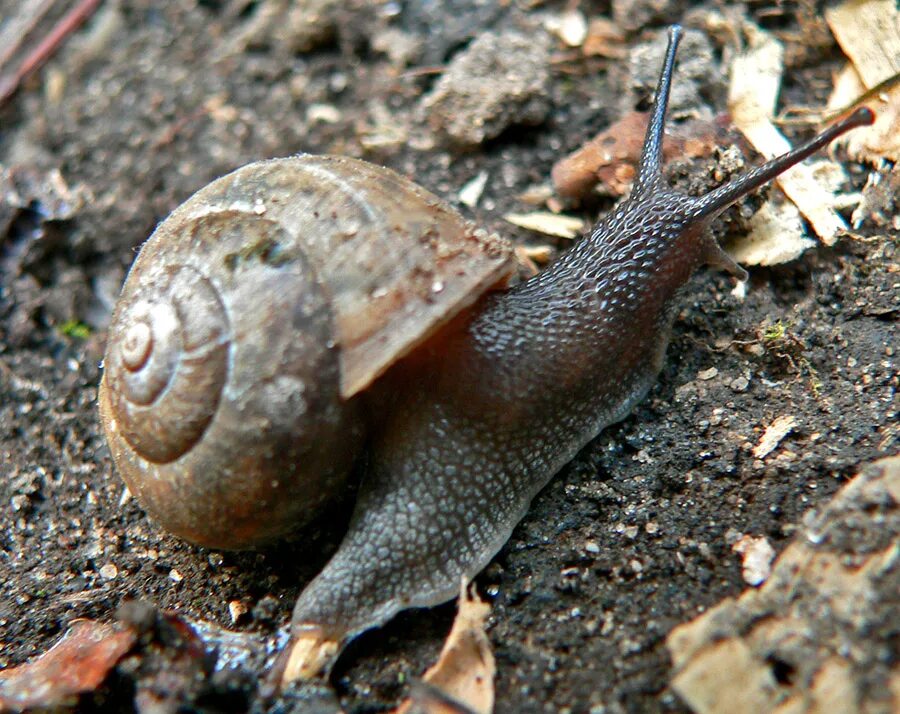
0, 0, 56, 69
0, 0, 103, 108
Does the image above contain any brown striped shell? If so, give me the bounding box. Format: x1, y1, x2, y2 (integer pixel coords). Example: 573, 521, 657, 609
99, 155, 514, 549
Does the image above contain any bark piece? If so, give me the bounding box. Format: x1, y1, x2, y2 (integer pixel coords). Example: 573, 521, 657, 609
0, 620, 136, 711
668, 456, 900, 714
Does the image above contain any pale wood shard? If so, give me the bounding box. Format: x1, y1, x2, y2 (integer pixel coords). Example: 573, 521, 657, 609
826, 0, 900, 161
280, 630, 338, 684
504, 211, 585, 239
752, 415, 798, 459
728, 24, 855, 246
826, 0, 900, 87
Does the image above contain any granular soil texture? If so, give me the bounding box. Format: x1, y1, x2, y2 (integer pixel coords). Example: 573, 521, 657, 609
0, 1, 896, 712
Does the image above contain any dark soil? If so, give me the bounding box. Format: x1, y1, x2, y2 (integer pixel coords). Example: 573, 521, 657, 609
0, 1, 896, 713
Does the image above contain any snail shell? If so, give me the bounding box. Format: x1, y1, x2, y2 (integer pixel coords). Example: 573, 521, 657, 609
99, 156, 514, 549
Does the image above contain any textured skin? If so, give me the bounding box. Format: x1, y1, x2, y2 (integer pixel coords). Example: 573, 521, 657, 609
287, 31, 875, 656
290, 185, 714, 641
288, 26, 701, 648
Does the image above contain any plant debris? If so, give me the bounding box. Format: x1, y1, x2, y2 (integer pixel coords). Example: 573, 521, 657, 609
503, 211, 584, 239
397, 584, 495, 714
728, 23, 860, 247
0, 0, 102, 107
0, 620, 135, 711
752, 415, 798, 459
551, 112, 728, 200
825, 0, 900, 161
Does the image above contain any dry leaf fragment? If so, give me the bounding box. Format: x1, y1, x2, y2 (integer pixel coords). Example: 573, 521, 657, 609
826, 0, 900, 161
0, 620, 136, 710
752, 415, 798, 459
727, 202, 813, 266
728, 24, 854, 246
397, 583, 495, 714
504, 211, 584, 239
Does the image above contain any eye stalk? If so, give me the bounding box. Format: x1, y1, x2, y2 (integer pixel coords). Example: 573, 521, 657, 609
629, 24, 875, 222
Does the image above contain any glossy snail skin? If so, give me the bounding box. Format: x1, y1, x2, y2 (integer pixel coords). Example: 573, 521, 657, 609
98, 25, 874, 684
280, 29, 872, 679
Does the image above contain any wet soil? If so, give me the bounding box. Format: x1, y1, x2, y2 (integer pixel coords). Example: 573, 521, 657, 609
0, 1, 896, 712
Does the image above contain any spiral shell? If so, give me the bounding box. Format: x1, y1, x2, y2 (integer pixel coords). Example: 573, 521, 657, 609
99, 156, 514, 549
104, 267, 227, 463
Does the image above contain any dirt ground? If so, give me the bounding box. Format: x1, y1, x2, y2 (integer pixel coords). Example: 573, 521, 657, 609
0, 1, 896, 712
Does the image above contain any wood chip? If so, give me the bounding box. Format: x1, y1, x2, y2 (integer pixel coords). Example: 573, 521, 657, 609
459, 171, 489, 208
731, 535, 776, 586
752, 415, 798, 459
228, 600, 248, 624
728, 24, 853, 246
517, 183, 553, 206
504, 211, 584, 239
826, 0, 900, 87
0, 620, 136, 710
826, 0, 900, 161
544, 9, 587, 48
515, 244, 554, 275
727, 202, 813, 266
397, 584, 495, 714
517, 244, 553, 264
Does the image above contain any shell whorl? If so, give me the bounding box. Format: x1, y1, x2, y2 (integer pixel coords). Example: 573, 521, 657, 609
105, 267, 228, 463
99, 155, 514, 549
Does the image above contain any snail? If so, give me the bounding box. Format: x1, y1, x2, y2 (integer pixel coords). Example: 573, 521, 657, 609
98, 26, 873, 685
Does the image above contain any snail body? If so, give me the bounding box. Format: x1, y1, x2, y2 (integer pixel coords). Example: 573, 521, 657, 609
99, 27, 873, 683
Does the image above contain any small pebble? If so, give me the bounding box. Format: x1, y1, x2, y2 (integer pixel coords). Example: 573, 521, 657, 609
99, 563, 118, 580
228, 600, 248, 624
